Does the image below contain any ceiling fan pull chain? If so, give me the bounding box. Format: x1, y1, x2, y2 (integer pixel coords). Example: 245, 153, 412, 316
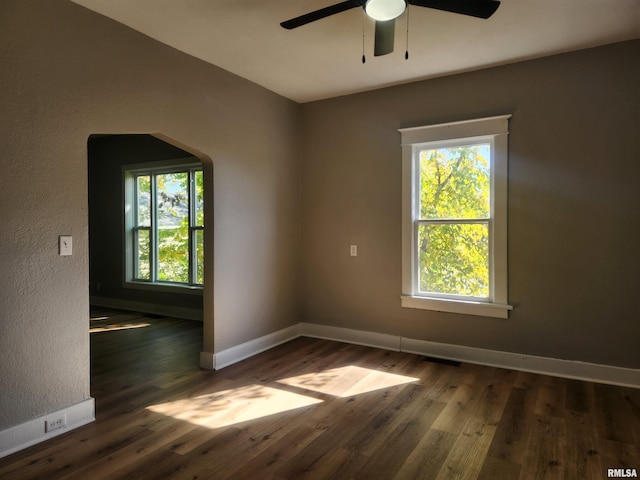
405, 4, 410, 60
362, 9, 366, 63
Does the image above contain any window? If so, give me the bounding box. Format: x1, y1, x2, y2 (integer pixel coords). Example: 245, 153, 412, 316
400, 115, 512, 318
124, 160, 204, 290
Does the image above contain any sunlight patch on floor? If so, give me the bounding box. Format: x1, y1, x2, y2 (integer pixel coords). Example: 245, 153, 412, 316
147, 384, 323, 429
90, 323, 151, 333
277, 365, 419, 398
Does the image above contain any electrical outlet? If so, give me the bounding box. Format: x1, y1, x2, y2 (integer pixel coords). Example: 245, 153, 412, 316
45, 414, 66, 433
350, 245, 358, 257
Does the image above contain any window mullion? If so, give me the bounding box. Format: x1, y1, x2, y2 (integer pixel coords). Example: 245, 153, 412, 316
188, 170, 195, 285
150, 174, 158, 283
411, 147, 422, 296
132, 226, 139, 280
132, 176, 139, 281
416, 218, 489, 225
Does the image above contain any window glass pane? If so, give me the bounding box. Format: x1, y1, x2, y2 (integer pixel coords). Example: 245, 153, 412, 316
136, 175, 151, 227
418, 223, 489, 297
157, 172, 189, 283
419, 144, 490, 220
195, 170, 204, 227
136, 228, 150, 280
195, 229, 204, 285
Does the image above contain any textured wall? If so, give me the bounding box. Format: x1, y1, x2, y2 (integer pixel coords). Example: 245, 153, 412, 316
0, 0, 301, 431
300, 40, 640, 369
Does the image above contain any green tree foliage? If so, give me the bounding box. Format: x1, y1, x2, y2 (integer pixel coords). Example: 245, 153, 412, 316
135, 170, 204, 284
157, 172, 190, 283
418, 145, 490, 297
136, 175, 151, 280
194, 170, 204, 284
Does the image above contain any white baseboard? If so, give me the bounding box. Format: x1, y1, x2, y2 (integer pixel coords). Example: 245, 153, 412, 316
399, 337, 640, 388
0, 398, 95, 459
200, 351, 216, 370
214, 324, 301, 370
211, 321, 639, 388
91, 296, 203, 321
300, 323, 640, 389
300, 322, 401, 351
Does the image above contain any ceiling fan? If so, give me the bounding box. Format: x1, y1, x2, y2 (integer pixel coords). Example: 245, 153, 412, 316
281, 0, 500, 58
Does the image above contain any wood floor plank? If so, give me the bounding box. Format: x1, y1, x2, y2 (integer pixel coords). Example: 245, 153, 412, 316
354, 394, 447, 478
477, 455, 522, 480
299, 447, 353, 480
0, 440, 93, 480
224, 425, 325, 479
57, 422, 197, 480
1, 307, 638, 480
565, 378, 594, 414
431, 372, 483, 434
484, 386, 537, 465
433, 375, 504, 480
520, 415, 565, 480
392, 428, 458, 480
435, 420, 497, 480
598, 439, 639, 475
593, 383, 637, 444
421, 362, 467, 403
534, 375, 567, 419
562, 411, 602, 480
272, 385, 405, 479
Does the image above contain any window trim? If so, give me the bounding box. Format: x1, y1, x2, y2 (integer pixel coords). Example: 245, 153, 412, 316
123, 158, 204, 292
399, 115, 512, 319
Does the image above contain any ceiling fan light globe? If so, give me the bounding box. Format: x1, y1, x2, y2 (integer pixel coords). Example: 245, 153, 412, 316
365, 0, 406, 21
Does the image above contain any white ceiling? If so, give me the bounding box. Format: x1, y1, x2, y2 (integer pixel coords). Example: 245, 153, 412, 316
70, 0, 640, 103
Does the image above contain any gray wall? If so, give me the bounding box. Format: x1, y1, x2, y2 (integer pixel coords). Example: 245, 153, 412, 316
300, 40, 640, 369
0, 0, 301, 431
88, 134, 203, 314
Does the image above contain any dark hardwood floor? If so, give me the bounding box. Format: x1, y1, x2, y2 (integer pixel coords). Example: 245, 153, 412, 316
1, 307, 638, 479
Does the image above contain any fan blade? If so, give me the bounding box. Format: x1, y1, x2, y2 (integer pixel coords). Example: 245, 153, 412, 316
374, 19, 395, 56
408, 0, 500, 19
281, 0, 362, 29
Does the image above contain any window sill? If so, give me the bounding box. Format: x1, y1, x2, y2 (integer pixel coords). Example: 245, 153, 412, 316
401, 295, 512, 319
124, 281, 203, 296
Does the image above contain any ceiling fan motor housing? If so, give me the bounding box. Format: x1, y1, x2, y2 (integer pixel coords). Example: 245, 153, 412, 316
365, 0, 407, 21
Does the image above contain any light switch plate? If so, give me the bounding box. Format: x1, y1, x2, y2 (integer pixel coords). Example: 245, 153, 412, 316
59, 235, 73, 256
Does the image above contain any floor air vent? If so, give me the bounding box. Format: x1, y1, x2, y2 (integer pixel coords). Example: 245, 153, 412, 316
422, 356, 461, 367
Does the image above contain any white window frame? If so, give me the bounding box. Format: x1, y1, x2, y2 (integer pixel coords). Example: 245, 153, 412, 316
400, 115, 512, 319
123, 159, 204, 293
